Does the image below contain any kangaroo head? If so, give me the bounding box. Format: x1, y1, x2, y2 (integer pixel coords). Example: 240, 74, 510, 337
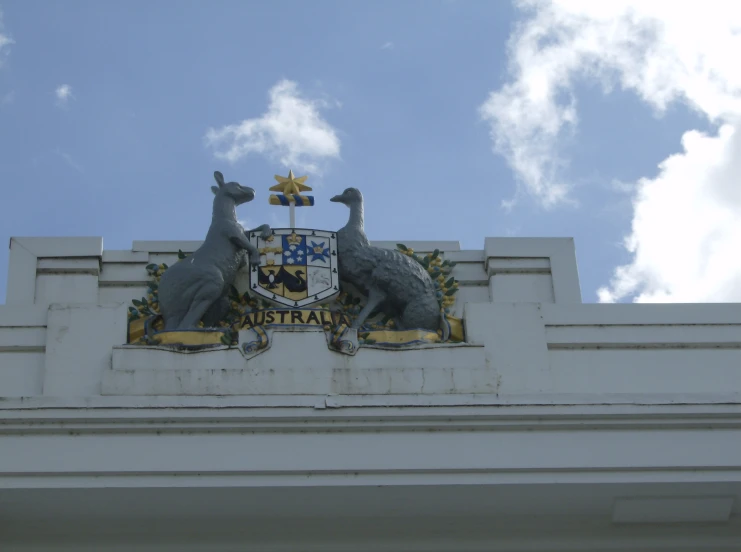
211, 171, 255, 205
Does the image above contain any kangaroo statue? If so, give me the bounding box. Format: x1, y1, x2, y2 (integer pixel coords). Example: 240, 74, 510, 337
158, 171, 271, 330
330, 187, 449, 340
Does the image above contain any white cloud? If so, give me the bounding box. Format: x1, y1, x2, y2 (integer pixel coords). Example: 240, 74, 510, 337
204, 79, 341, 174
54, 149, 84, 173
484, 0, 741, 302
0, 9, 14, 67
55, 84, 74, 106
598, 123, 741, 303
381, 41, 394, 50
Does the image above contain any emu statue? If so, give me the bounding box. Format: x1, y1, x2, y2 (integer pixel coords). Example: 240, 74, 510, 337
158, 171, 271, 330
330, 187, 449, 340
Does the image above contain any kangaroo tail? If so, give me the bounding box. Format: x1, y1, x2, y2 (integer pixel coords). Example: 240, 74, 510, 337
439, 311, 450, 342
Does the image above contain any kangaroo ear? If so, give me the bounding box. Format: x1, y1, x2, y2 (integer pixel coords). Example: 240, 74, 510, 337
211, 186, 219, 195
213, 171, 225, 188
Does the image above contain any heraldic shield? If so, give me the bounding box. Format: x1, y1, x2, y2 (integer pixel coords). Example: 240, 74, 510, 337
248, 228, 340, 308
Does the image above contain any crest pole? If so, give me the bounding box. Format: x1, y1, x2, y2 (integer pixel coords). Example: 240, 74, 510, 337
268, 170, 313, 228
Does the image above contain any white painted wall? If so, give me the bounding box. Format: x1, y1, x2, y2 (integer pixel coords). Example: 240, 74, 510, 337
1, 236, 739, 401
0, 236, 739, 552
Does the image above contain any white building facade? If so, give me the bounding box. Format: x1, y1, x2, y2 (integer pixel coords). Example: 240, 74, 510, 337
0, 235, 739, 551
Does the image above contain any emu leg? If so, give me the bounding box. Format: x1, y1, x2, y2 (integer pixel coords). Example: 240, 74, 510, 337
351, 288, 386, 329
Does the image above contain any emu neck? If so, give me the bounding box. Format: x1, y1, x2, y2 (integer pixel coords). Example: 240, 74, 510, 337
347, 201, 364, 231
212, 195, 237, 222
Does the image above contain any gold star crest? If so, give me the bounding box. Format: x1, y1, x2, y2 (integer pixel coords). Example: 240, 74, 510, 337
269, 170, 312, 196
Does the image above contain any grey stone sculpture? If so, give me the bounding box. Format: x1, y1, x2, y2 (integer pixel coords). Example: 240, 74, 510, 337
159, 171, 271, 330
330, 187, 449, 340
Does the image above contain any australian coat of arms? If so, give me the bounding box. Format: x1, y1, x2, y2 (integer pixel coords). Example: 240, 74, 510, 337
126, 170, 464, 356
250, 228, 339, 308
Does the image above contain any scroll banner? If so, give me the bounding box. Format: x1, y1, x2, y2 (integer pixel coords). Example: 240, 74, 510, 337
127, 309, 464, 352
268, 194, 315, 207
242, 308, 346, 329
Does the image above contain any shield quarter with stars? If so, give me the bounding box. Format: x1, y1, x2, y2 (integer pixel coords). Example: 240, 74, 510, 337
248, 228, 340, 308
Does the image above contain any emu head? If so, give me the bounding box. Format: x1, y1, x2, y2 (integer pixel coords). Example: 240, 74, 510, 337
211, 171, 255, 205
330, 187, 363, 207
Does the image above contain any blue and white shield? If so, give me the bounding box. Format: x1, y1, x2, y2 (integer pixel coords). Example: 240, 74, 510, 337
247, 228, 340, 308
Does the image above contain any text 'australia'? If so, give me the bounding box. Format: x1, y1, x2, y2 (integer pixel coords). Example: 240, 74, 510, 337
241, 309, 349, 329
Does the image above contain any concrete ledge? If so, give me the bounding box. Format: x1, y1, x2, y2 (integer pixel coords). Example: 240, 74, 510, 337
371, 240, 461, 252
1, 418, 737, 476
446, 250, 485, 263
6, 237, 103, 305
99, 263, 150, 285
546, 324, 741, 349
36, 258, 100, 275
0, 306, 48, 327
103, 331, 489, 396
487, 258, 550, 274
451, 266, 487, 286
542, 303, 741, 325
1, 393, 740, 414
612, 496, 734, 524
9, 237, 103, 258
132, 240, 203, 253
0, 327, 46, 352
484, 238, 581, 303
43, 303, 129, 397
101, 250, 149, 263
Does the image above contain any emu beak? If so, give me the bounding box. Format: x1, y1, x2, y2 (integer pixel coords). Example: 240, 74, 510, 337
330, 194, 342, 203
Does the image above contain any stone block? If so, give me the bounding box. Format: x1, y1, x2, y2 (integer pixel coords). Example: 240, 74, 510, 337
43, 303, 129, 397
103, 330, 489, 396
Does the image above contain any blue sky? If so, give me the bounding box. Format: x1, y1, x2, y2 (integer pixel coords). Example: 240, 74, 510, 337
1, 0, 739, 304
